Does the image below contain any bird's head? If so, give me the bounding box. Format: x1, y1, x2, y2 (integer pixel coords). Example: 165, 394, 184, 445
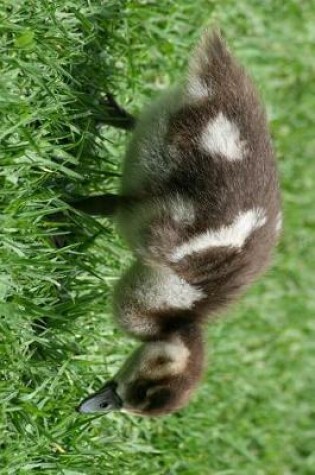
77, 329, 204, 417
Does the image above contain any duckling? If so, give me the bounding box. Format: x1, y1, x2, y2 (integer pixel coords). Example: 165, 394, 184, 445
76, 31, 281, 416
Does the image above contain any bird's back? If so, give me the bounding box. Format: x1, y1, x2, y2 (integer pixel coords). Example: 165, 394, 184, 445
115, 32, 281, 338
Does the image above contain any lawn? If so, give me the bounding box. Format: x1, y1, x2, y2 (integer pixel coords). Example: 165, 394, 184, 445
1, 1, 314, 474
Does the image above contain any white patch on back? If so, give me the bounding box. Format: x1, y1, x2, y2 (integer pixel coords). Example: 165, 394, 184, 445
171, 208, 267, 262
200, 112, 246, 161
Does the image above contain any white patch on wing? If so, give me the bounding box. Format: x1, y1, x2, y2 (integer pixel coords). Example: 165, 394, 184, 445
200, 112, 246, 161
171, 208, 267, 262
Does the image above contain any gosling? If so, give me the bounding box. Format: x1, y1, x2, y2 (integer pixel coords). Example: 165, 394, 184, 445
76, 31, 281, 417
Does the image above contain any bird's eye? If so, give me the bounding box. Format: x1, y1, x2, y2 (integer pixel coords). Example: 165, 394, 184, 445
100, 401, 109, 409
137, 388, 146, 400
136, 384, 148, 401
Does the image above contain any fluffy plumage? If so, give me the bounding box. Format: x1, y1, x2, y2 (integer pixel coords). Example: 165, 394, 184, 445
77, 31, 281, 417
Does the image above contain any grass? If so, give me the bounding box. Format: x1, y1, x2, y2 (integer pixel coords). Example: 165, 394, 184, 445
1, 0, 314, 474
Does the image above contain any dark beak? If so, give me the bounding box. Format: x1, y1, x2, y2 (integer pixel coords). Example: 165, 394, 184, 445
76, 381, 123, 413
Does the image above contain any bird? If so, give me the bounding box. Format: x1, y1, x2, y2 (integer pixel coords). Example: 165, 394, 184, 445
76, 30, 281, 417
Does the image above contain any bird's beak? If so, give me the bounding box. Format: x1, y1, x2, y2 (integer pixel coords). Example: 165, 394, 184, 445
76, 381, 123, 413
